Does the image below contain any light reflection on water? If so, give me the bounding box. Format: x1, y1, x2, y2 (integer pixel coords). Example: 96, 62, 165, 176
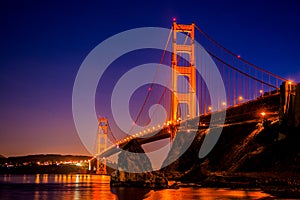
0, 174, 274, 200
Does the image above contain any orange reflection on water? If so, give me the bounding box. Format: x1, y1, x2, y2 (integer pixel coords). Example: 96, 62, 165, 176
92, 175, 118, 200
1, 174, 274, 200
35, 174, 40, 183
144, 188, 272, 200
42, 174, 48, 183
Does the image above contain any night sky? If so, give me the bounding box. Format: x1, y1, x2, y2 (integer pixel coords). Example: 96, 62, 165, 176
0, 0, 299, 156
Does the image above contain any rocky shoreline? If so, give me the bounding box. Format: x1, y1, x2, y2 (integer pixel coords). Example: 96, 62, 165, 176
110, 171, 300, 198
110, 170, 168, 188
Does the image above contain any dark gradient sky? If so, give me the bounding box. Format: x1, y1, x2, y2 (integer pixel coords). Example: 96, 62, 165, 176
0, 0, 299, 156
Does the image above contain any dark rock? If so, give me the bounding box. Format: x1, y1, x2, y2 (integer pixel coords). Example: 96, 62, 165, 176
111, 139, 168, 188
118, 139, 152, 173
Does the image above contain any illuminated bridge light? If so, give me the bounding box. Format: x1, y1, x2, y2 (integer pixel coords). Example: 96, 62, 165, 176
208, 106, 212, 111
152, 126, 155, 130
222, 102, 226, 106
238, 96, 243, 101
261, 112, 266, 117
259, 90, 263, 94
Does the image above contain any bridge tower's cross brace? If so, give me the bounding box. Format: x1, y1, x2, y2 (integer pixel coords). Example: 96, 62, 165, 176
96, 117, 108, 174
171, 21, 197, 124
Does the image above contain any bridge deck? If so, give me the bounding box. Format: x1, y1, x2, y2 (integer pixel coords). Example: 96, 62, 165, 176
99, 93, 280, 158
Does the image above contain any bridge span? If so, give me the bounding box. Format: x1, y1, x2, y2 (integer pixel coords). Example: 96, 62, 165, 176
90, 21, 300, 174
99, 92, 282, 159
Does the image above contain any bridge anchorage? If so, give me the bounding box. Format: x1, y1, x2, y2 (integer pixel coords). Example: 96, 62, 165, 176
91, 21, 299, 175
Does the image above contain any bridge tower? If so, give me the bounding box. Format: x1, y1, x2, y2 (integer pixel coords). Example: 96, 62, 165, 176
171, 21, 197, 125
96, 117, 108, 174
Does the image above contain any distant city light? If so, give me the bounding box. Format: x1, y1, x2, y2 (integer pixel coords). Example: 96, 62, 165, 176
260, 112, 266, 117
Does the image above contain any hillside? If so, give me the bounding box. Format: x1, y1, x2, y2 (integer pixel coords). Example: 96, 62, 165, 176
6, 154, 92, 164
160, 118, 300, 196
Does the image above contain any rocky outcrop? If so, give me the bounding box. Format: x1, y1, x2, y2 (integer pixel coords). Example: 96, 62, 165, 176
110, 139, 168, 188
111, 170, 168, 188
117, 139, 152, 173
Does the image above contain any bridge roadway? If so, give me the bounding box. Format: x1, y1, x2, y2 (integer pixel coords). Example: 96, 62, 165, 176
98, 93, 280, 159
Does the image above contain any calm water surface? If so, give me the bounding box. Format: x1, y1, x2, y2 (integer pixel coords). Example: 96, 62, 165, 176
0, 174, 276, 200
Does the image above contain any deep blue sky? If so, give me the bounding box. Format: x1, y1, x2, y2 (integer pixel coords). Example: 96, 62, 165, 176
0, 0, 299, 156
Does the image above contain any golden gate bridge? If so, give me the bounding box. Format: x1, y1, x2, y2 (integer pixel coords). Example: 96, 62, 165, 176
90, 21, 297, 174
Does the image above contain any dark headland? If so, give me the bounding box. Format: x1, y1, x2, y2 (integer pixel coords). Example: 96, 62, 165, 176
110, 90, 300, 198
